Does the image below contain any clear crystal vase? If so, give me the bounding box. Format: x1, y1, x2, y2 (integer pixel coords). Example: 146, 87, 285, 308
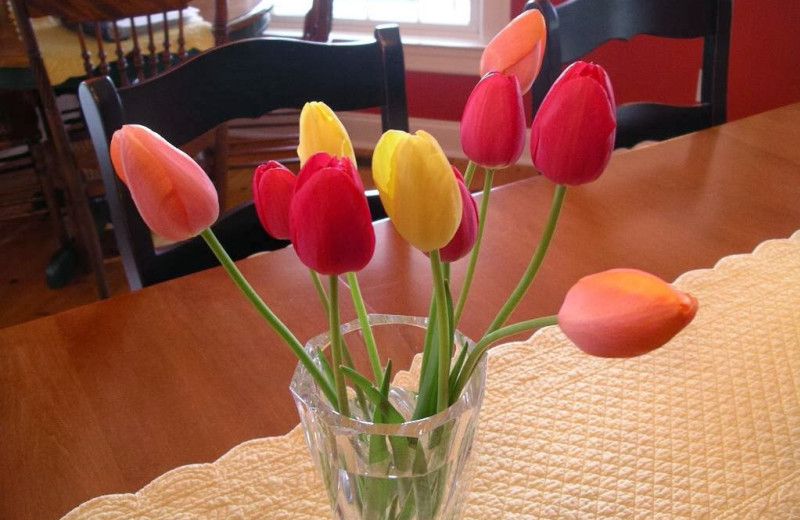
290, 314, 488, 520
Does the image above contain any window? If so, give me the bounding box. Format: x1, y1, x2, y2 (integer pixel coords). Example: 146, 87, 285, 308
266, 0, 510, 74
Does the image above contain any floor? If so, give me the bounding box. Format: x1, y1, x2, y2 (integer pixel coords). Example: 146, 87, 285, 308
0, 142, 534, 330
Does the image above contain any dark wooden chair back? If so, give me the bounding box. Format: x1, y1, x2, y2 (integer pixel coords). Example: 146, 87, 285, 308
78, 25, 408, 290
525, 0, 732, 148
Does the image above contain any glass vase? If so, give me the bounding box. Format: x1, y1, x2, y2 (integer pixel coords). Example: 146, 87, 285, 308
290, 314, 488, 520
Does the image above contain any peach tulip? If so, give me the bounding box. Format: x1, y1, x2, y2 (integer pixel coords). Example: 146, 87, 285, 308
480, 9, 547, 95
252, 160, 295, 239
530, 61, 617, 185
110, 124, 218, 242
372, 130, 461, 252
558, 268, 698, 358
297, 101, 356, 167
460, 72, 526, 169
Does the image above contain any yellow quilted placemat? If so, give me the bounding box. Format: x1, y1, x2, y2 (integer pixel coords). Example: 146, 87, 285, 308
63, 231, 800, 519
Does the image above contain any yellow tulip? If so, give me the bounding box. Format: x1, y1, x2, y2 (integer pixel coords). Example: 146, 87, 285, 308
480, 9, 547, 95
372, 130, 462, 252
297, 101, 356, 167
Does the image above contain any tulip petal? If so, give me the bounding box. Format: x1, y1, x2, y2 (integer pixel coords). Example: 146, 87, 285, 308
460, 72, 526, 169
480, 9, 547, 94
252, 161, 295, 239
558, 268, 698, 358
373, 130, 462, 252
110, 124, 218, 242
290, 159, 375, 275
440, 167, 479, 262
297, 101, 356, 167
530, 61, 617, 185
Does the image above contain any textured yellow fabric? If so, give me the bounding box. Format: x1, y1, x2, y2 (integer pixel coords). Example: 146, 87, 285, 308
30, 15, 214, 86
63, 230, 800, 519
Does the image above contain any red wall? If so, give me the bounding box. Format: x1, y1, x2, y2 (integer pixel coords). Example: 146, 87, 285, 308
407, 0, 800, 122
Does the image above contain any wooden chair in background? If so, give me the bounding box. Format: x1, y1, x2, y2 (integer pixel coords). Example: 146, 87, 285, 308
525, 0, 732, 149
6, 0, 255, 297
227, 0, 334, 169
79, 24, 408, 290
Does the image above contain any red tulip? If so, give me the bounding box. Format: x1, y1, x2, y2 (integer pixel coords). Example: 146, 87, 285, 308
289, 153, 375, 275
558, 268, 698, 358
252, 161, 295, 239
440, 167, 479, 262
530, 61, 617, 185
460, 72, 526, 170
110, 124, 218, 241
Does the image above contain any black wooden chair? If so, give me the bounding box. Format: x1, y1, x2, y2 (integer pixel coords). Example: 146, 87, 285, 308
78, 25, 408, 290
525, 0, 732, 149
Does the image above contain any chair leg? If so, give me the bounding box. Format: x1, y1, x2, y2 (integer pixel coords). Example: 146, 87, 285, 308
43, 106, 110, 298
29, 140, 69, 245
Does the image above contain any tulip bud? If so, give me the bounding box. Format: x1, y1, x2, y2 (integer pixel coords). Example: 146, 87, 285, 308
480, 9, 547, 95
440, 166, 479, 262
530, 61, 617, 186
297, 101, 356, 167
289, 155, 375, 275
460, 72, 526, 170
372, 130, 462, 252
110, 124, 219, 242
558, 268, 698, 358
252, 161, 295, 240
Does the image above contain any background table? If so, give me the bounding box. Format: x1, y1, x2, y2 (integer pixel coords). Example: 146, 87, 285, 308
1, 104, 799, 519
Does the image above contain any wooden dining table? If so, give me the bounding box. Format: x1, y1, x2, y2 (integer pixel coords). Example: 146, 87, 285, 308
1, 103, 799, 520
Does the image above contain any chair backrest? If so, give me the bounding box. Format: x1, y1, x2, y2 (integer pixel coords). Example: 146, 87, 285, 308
525, 0, 732, 148
78, 24, 409, 290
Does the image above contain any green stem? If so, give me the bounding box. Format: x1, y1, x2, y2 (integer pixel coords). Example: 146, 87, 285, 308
429, 250, 452, 413
485, 184, 567, 335
200, 229, 337, 408
452, 315, 558, 400
327, 275, 350, 416
346, 272, 382, 382
412, 296, 438, 420
462, 160, 478, 187
310, 270, 329, 315
453, 168, 494, 327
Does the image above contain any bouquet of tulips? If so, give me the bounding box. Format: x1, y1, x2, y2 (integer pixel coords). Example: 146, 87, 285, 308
109, 9, 698, 518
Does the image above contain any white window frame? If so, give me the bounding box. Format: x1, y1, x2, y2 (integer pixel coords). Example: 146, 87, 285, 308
264, 1, 511, 75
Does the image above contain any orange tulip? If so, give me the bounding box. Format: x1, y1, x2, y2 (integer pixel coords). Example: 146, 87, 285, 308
110, 124, 218, 241
558, 268, 698, 358
480, 9, 546, 95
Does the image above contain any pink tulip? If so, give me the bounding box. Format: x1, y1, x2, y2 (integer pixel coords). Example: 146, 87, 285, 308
289, 153, 375, 275
110, 124, 218, 241
530, 61, 617, 185
480, 9, 547, 95
440, 167, 479, 262
252, 161, 296, 239
558, 268, 698, 358
460, 72, 526, 170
